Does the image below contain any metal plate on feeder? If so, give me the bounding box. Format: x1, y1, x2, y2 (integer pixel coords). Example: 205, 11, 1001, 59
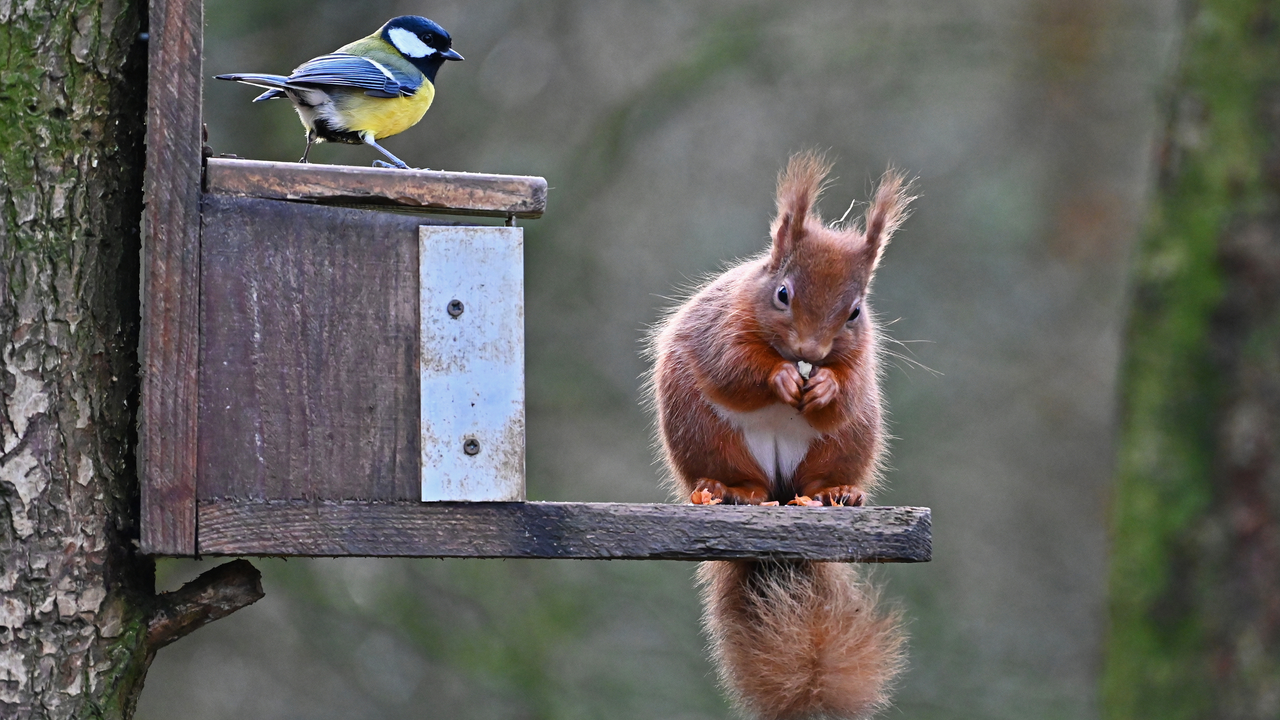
419, 226, 526, 501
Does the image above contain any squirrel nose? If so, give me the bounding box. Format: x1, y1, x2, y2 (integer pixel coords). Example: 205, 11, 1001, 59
794, 341, 831, 364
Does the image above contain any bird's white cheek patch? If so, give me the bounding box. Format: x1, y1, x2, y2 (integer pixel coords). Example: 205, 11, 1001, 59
388, 27, 435, 58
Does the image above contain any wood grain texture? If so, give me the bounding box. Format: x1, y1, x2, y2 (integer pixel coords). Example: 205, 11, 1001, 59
199, 195, 436, 502
205, 158, 548, 218
140, 0, 203, 555
196, 501, 932, 561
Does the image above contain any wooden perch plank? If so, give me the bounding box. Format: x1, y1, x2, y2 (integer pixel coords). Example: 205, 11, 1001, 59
139, 0, 203, 555
196, 501, 931, 562
204, 158, 547, 218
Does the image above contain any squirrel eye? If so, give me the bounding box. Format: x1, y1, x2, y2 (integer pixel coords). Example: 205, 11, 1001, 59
848, 305, 861, 323
774, 284, 790, 308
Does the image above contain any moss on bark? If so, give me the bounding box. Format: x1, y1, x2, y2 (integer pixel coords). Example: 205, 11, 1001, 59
0, 0, 154, 717
1104, 1, 1280, 717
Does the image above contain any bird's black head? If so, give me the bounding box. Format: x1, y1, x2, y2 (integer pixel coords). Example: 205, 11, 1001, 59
380, 16, 463, 81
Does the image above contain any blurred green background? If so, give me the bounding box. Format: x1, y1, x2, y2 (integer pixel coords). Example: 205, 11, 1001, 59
137, 1, 1182, 718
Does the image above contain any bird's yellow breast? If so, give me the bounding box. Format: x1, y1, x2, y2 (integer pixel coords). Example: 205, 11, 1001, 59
337, 82, 436, 140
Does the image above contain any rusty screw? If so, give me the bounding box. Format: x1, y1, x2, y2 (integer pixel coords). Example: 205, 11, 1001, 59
463, 438, 480, 456
447, 299, 465, 318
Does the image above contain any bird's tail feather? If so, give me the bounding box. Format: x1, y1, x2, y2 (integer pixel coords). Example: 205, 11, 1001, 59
698, 560, 905, 720
214, 73, 291, 101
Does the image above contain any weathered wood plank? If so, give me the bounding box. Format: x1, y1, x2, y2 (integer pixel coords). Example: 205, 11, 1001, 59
139, 0, 203, 555
199, 195, 430, 502
205, 158, 548, 218
195, 501, 932, 562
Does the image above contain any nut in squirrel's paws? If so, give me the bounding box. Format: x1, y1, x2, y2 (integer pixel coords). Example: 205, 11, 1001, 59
796, 361, 813, 380
798, 367, 839, 412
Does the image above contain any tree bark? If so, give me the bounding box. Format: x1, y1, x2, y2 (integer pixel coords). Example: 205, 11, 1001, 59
0, 2, 262, 718
0, 0, 153, 716
1104, 1, 1280, 718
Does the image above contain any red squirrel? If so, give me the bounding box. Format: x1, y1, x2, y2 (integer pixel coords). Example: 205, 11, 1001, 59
649, 152, 912, 719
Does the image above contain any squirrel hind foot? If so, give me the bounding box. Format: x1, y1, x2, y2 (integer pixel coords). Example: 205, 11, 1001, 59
691, 488, 723, 505
691, 478, 770, 505
814, 486, 866, 507
691, 479, 729, 505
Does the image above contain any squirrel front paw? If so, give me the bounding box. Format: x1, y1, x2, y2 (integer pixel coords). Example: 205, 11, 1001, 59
770, 362, 805, 408
799, 367, 839, 413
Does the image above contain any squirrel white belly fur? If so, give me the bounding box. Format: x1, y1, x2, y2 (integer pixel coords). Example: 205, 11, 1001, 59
649, 152, 913, 719
710, 402, 823, 487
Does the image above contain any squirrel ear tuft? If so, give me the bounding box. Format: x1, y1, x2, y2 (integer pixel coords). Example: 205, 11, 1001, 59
769, 151, 833, 267
860, 168, 915, 273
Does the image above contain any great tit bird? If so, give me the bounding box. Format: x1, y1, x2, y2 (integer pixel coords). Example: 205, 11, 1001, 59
215, 16, 463, 169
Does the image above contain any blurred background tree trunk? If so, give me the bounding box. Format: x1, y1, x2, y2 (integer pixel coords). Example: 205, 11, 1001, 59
1105, 0, 1280, 718
1, 0, 154, 716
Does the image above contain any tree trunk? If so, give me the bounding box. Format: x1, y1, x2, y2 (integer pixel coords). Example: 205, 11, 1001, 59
0, 2, 261, 718
1104, 1, 1280, 718
0, 0, 154, 716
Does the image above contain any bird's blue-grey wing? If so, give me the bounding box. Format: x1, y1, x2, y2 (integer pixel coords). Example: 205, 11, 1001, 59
285, 53, 421, 98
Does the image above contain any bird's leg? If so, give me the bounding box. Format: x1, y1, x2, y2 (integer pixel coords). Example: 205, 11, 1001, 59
299, 129, 316, 164
361, 133, 410, 169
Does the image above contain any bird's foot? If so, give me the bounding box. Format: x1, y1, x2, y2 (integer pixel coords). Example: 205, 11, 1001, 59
372, 159, 411, 170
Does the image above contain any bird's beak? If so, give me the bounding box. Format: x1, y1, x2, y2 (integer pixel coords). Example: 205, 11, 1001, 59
442, 48, 464, 61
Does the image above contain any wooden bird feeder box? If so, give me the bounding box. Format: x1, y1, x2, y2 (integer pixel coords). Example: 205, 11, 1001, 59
139, 0, 932, 562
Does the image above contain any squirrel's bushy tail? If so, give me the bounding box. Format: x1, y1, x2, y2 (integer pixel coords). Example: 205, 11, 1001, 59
698, 560, 905, 720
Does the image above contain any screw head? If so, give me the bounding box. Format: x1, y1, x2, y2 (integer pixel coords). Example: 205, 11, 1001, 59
463, 438, 481, 456
447, 299, 464, 318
